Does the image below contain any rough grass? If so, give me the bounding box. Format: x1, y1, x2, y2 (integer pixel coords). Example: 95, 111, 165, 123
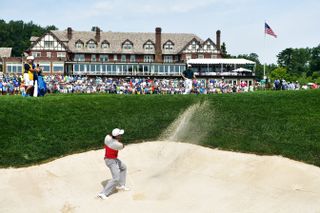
0, 90, 319, 167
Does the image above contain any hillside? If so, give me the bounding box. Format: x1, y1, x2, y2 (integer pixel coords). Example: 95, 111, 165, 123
0, 90, 319, 167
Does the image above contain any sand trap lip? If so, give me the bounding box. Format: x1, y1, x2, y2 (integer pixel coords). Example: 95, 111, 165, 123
1, 141, 320, 213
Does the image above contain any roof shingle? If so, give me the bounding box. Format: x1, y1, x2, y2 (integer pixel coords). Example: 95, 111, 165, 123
51, 30, 205, 54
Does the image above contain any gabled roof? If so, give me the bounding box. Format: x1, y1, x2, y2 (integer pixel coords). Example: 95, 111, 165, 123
203, 38, 217, 47
0, 48, 12, 58
28, 31, 69, 51
179, 37, 203, 53
50, 30, 203, 54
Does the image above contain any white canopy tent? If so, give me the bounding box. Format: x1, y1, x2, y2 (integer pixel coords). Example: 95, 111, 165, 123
187, 58, 256, 65
187, 58, 256, 75
232, 67, 252, 72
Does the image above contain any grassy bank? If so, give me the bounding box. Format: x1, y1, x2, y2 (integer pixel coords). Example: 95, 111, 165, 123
0, 94, 198, 167
0, 90, 319, 167
202, 90, 320, 166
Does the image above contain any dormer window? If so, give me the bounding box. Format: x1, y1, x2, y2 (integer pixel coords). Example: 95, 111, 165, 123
122, 40, 133, 50
143, 41, 154, 50
204, 40, 214, 50
87, 40, 97, 49
191, 41, 197, 50
101, 40, 110, 49
75, 40, 84, 49
163, 41, 174, 50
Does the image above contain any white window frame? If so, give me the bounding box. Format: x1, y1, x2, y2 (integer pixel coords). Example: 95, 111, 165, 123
144, 55, 154, 63
164, 41, 174, 50
91, 55, 96, 62
121, 55, 127, 62
100, 55, 109, 62
164, 55, 173, 63
75, 41, 84, 49
44, 41, 54, 49
47, 52, 52, 58
75, 54, 85, 62
101, 42, 109, 49
144, 42, 154, 50
32, 52, 41, 58
87, 40, 97, 49
57, 52, 66, 58
130, 55, 136, 62
122, 41, 133, 50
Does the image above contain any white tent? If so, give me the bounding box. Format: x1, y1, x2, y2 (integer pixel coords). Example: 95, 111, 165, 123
232, 67, 252, 72
187, 58, 256, 65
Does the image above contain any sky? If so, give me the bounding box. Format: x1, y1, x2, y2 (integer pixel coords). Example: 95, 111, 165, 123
1, 0, 319, 64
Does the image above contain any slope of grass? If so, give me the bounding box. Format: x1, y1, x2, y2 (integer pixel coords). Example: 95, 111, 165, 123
0, 90, 319, 167
200, 90, 320, 166
0, 94, 198, 167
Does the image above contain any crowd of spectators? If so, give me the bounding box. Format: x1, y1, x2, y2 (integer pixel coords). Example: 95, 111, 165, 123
0, 74, 318, 96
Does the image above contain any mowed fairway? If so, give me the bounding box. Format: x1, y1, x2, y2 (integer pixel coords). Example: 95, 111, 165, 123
0, 89, 320, 167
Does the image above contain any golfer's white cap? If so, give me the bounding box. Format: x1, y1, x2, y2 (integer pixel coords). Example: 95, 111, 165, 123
26, 56, 34, 60
112, 128, 124, 137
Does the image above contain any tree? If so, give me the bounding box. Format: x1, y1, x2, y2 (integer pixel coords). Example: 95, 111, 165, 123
277, 48, 311, 76
270, 67, 288, 80
0, 19, 58, 57
220, 42, 232, 58
310, 45, 320, 73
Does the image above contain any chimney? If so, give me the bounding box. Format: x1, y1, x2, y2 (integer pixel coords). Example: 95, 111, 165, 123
216, 30, 221, 51
95, 27, 101, 43
155, 27, 162, 63
67, 27, 73, 40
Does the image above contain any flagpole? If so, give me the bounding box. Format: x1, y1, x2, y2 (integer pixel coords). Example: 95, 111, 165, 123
263, 20, 266, 80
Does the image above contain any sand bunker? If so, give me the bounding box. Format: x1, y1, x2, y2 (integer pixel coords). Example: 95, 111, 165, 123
1, 141, 320, 213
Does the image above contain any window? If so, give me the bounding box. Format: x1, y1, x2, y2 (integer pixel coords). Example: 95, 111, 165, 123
122, 40, 133, 50
32, 52, 41, 57
144, 41, 154, 50
198, 54, 204, 59
74, 54, 85, 61
164, 55, 173, 63
121, 55, 127, 62
205, 42, 213, 50
91, 55, 96, 62
87, 40, 97, 49
113, 55, 118, 61
44, 41, 54, 49
53, 63, 64, 72
47, 52, 52, 58
130, 55, 136, 62
101, 41, 110, 49
6, 64, 22, 73
186, 54, 192, 61
144, 55, 154, 62
100, 55, 109, 62
57, 52, 66, 58
39, 63, 50, 72
75, 41, 84, 49
163, 41, 174, 50
191, 42, 197, 50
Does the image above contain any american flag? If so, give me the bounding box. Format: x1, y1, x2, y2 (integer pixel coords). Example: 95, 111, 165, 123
265, 22, 277, 38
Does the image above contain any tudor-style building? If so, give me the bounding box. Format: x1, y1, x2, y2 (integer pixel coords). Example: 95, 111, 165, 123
23, 27, 222, 76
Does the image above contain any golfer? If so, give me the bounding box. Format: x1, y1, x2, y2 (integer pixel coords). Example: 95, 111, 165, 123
182, 64, 196, 94
98, 128, 129, 200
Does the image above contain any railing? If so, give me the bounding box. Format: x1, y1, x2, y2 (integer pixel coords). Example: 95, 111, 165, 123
72, 70, 255, 77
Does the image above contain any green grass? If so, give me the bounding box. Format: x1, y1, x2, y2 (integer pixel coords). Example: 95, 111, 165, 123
0, 90, 319, 167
